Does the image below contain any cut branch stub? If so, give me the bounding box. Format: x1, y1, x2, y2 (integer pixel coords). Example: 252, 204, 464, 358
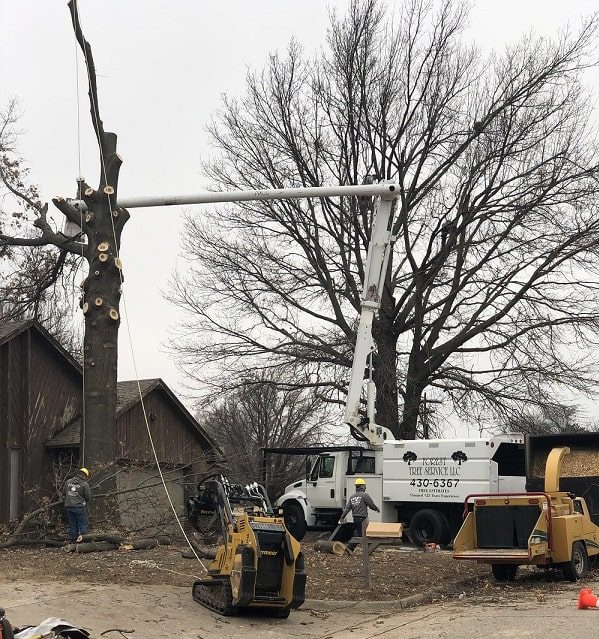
103, 186, 115, 195
84, 187, 95, 197
82, 302, 89, 314
94, 297, 103, 307
109, 308, 119, 321
98, 252, 109, 263
114, 257, 122, 269
85, 213, 93, 223
97, 241, 110, 252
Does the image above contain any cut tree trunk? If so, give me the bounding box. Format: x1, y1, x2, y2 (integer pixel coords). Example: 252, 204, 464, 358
64, 541, 118, 553
372, 312, 400, 438
313, 540, 350, 555
119, 538, 159, 551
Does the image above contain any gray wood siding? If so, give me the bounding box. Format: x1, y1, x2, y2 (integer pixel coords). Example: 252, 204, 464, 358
0, 328, 82, 521
24, 331, 82, 512
0, 334, 28, 522
116, 388, 209, 467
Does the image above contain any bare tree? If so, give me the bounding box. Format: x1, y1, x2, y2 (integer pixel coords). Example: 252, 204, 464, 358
0, 2, 129, 508
169, 0, 599, 439
0, 98, 82, 351
200, 377, 332, 499
499, 403, 597, 436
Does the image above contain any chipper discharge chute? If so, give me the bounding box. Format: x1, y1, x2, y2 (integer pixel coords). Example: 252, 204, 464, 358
187, 475, 306, 617
453, 447, 599, 582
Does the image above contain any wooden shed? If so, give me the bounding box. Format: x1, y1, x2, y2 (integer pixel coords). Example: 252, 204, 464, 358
0, 319, 218, 531
0, 320, 82, 523
46, 378, 219, 532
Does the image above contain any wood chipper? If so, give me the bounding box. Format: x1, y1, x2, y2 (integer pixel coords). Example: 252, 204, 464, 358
188, 476, 306, 617
453, 446, 599, 581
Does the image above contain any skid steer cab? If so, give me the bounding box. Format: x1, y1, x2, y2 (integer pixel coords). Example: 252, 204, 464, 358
189, 476, 306, 617
453, 447, 599, 582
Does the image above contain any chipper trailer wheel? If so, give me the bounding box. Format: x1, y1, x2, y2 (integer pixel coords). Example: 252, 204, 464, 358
562, 541, 589, 582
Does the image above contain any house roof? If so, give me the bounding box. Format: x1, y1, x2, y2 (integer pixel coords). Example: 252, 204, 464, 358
0, 318, 82, 373
46, 378, 219, 453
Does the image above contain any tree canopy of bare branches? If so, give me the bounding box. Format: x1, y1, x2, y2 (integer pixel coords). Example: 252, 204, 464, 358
169, 0, 599, 440
201, 378, 332, 499
499, 403, 598, 436
0, 99, 83, 350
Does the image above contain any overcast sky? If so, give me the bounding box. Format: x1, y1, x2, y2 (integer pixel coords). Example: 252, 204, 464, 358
2, 1, 599, 426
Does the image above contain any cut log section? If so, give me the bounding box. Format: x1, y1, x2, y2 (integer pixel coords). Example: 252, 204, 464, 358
313, 540, 350, 556
119, 538, 159, 551
64, 541, 118, 553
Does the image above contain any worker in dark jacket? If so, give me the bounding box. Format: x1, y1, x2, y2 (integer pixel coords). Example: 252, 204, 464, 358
64, 467, 92, 543
339, 477, 380, 538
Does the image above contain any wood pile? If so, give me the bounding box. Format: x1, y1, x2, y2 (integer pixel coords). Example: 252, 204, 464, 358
63, 533, 167, 553
531, 447, 599, 477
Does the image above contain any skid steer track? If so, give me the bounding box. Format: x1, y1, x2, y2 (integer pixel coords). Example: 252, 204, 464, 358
192, 577, 239, 616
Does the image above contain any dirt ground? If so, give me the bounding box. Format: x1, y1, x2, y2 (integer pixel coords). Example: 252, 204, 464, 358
2, 533, 593, 603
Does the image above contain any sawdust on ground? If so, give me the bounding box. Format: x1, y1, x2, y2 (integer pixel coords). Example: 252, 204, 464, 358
1, 535, 593, 603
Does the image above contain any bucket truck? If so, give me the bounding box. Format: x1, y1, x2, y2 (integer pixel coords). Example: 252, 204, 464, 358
77, 182, 525, 546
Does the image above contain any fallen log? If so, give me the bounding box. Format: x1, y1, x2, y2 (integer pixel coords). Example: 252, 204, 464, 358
0, 537, 65, 549
313, 540, 350, 556
79, 532, 126, 544
119, 538, 159, 551
64, 541, 118, 553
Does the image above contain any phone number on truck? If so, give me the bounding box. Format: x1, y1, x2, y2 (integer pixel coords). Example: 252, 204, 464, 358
409, 479, 460, 488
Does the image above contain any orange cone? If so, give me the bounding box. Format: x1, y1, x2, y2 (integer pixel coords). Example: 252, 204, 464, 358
578, 588, 599, 609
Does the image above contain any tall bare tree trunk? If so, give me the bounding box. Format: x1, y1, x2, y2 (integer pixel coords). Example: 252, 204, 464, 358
53, 4, 131, 520
373, 313, 400, 437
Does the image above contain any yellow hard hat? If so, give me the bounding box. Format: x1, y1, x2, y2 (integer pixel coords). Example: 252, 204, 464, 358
355, 477, 366, 486
79, 467, 89, 477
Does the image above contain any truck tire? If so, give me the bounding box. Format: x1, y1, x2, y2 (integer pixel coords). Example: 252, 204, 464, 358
491, 564, 518, 581
283, 503, 307, 540
409, 509, 449, 546
562, 541, 588, 581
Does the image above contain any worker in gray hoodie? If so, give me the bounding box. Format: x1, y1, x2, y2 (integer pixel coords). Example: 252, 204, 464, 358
64, 467, 92, 543
339, 477, 380, 541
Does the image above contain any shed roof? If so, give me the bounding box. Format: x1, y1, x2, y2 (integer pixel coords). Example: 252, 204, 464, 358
46, 378, 219, 452
0, 318, 81, 372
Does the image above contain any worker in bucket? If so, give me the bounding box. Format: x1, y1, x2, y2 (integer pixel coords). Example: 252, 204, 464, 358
64, 467, 92, 543
339, 478, 380, 541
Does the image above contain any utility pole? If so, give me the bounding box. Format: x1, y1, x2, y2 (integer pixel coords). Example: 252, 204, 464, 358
419, 394, 442, 439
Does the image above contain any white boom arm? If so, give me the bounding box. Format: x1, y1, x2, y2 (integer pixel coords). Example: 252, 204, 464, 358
65, 183, 400, 210
66, 181, 399, 446
342, 195, 397, 445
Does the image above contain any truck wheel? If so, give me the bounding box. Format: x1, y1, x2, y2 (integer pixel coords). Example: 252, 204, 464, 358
562, 541, 588, 581
409, 509, 449, 546
491, 564, 518, 581
283, 503, 307, 540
